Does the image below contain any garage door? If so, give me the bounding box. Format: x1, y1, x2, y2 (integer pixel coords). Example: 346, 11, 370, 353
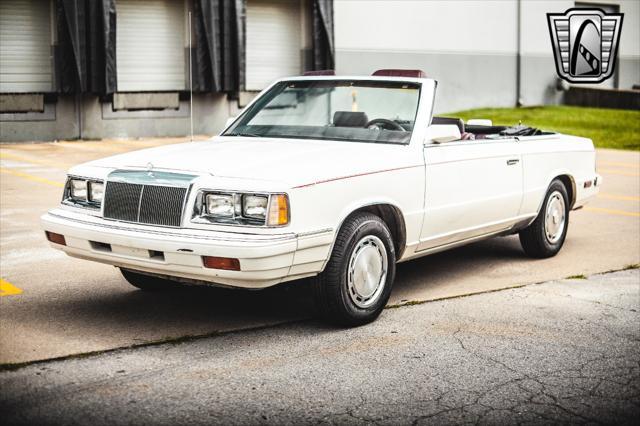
116, 0, 186, 92
0, 0, 52, 93
246, 0, 302, 91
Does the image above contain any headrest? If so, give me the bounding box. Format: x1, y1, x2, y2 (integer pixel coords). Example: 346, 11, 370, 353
303, 70, 335, 76
372, 69, 427, 78
431, 116, 465, 133
333, 111, 369, 128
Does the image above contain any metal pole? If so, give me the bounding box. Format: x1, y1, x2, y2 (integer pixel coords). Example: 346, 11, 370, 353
516, 0, 522, 107
189, 11, 194, 142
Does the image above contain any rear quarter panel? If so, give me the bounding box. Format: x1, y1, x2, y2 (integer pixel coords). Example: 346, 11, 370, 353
519, 134, 596, 216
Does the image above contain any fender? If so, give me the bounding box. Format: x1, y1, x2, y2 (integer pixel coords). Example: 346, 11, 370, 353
320, 198, 408, 271
528, 171, 576, 228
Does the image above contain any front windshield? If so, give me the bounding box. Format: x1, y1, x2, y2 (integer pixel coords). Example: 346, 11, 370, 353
224, 80, 421, 144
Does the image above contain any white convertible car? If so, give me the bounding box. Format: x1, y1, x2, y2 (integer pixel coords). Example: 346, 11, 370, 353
42, 69, 601, 325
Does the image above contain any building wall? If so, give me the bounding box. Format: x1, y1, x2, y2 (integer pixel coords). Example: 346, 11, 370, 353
615, 0, 640, 89
80, 94, 229, 140
2, 0, 639, 142
519, 0, 572, 106
334, 0, 519, 114
334, 0, 639, 114
0, 97, 78, 142
0, 0, 311, 143
0, 93, 232, 142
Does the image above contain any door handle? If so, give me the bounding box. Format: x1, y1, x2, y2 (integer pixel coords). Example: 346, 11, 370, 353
506, 159, 520, 165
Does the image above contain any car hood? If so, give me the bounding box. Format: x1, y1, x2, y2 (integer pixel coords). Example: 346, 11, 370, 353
81, 137, 418, 187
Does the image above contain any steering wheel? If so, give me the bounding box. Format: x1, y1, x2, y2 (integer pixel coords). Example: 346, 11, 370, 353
365, 118, 405, 131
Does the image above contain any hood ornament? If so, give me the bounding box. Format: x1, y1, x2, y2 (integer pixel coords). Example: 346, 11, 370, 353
146, 162, 154, 177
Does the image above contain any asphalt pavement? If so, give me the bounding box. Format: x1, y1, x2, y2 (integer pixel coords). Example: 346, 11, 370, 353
0, 139, 639, 366
1, 269, 638, 425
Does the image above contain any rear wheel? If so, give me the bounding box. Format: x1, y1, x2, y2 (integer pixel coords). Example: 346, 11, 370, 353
120, 269, 179, 291
519, 179, 570, 258
312, 212, 396, 326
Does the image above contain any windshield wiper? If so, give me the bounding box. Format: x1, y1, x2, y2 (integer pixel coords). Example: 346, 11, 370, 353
226, 131, 262, 137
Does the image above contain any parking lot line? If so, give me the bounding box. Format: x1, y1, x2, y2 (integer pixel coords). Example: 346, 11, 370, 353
584, 206, 640, 217
598, 161, 640, 169
597, 168, 640, 177
0, 152, 65, 170
53, 140, 164, 153
0, 279, 23, 297
0, 167, 64, 187
598, 193, 640, 202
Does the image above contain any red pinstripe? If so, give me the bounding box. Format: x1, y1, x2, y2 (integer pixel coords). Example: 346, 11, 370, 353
292, 164, 423, 189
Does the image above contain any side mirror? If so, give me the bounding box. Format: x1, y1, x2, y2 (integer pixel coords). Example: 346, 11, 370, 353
425, 124, 461, 144
225, 116, 237, 128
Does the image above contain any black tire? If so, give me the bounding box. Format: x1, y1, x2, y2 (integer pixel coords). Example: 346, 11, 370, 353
519, 179, 570, 258
120, 268, 179, 291
312, 212, 396, 327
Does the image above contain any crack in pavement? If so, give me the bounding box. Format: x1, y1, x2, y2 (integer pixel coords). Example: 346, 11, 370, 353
448, 325, 634, 425
1, 270, 638, 425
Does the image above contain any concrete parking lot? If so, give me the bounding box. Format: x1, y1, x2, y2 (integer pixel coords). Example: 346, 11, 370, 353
1, 269, 638, 424
0, 139, 639, 366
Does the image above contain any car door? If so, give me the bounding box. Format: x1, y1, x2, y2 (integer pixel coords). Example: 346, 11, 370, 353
417, 137, 523, 251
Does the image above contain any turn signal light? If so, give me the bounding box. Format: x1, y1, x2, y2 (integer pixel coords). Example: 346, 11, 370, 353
268, 194, 289, 226
45, 231, 66, 246
202, 256, 240, 271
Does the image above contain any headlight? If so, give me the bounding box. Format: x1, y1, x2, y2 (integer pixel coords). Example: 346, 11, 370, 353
206, 193, 234, 217
89, 181, 104, 203
63, 177, 103, 209
70, 179, 88, 200
195, 191, 289, 226
243, 194, 268, 220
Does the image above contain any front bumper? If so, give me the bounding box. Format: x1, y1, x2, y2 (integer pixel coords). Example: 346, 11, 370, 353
42, 209, 333, 288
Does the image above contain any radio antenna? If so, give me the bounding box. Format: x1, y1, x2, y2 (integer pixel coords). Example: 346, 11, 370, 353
188, 11, 194, 142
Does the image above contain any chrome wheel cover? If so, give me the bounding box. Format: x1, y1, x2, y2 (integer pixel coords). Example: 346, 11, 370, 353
544, 190, 566, 244
347, 235, 388, 308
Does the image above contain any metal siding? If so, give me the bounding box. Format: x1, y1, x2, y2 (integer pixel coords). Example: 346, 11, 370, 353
246, 0, 301, 91
0, 0, 52, 93
116, 0, 186, 91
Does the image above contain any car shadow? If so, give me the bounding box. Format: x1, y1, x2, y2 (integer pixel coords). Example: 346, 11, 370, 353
394, 235, 527, 288
9, 235, 528, 347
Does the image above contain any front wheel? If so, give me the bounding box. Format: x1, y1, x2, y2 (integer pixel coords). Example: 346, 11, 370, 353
312, 212, 396, 326
519, 179, 570, 258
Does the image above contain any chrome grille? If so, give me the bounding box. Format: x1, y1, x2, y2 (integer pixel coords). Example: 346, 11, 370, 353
103, 182, 188, 227
103, 182, 143, 222
139, 185, 187, 227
